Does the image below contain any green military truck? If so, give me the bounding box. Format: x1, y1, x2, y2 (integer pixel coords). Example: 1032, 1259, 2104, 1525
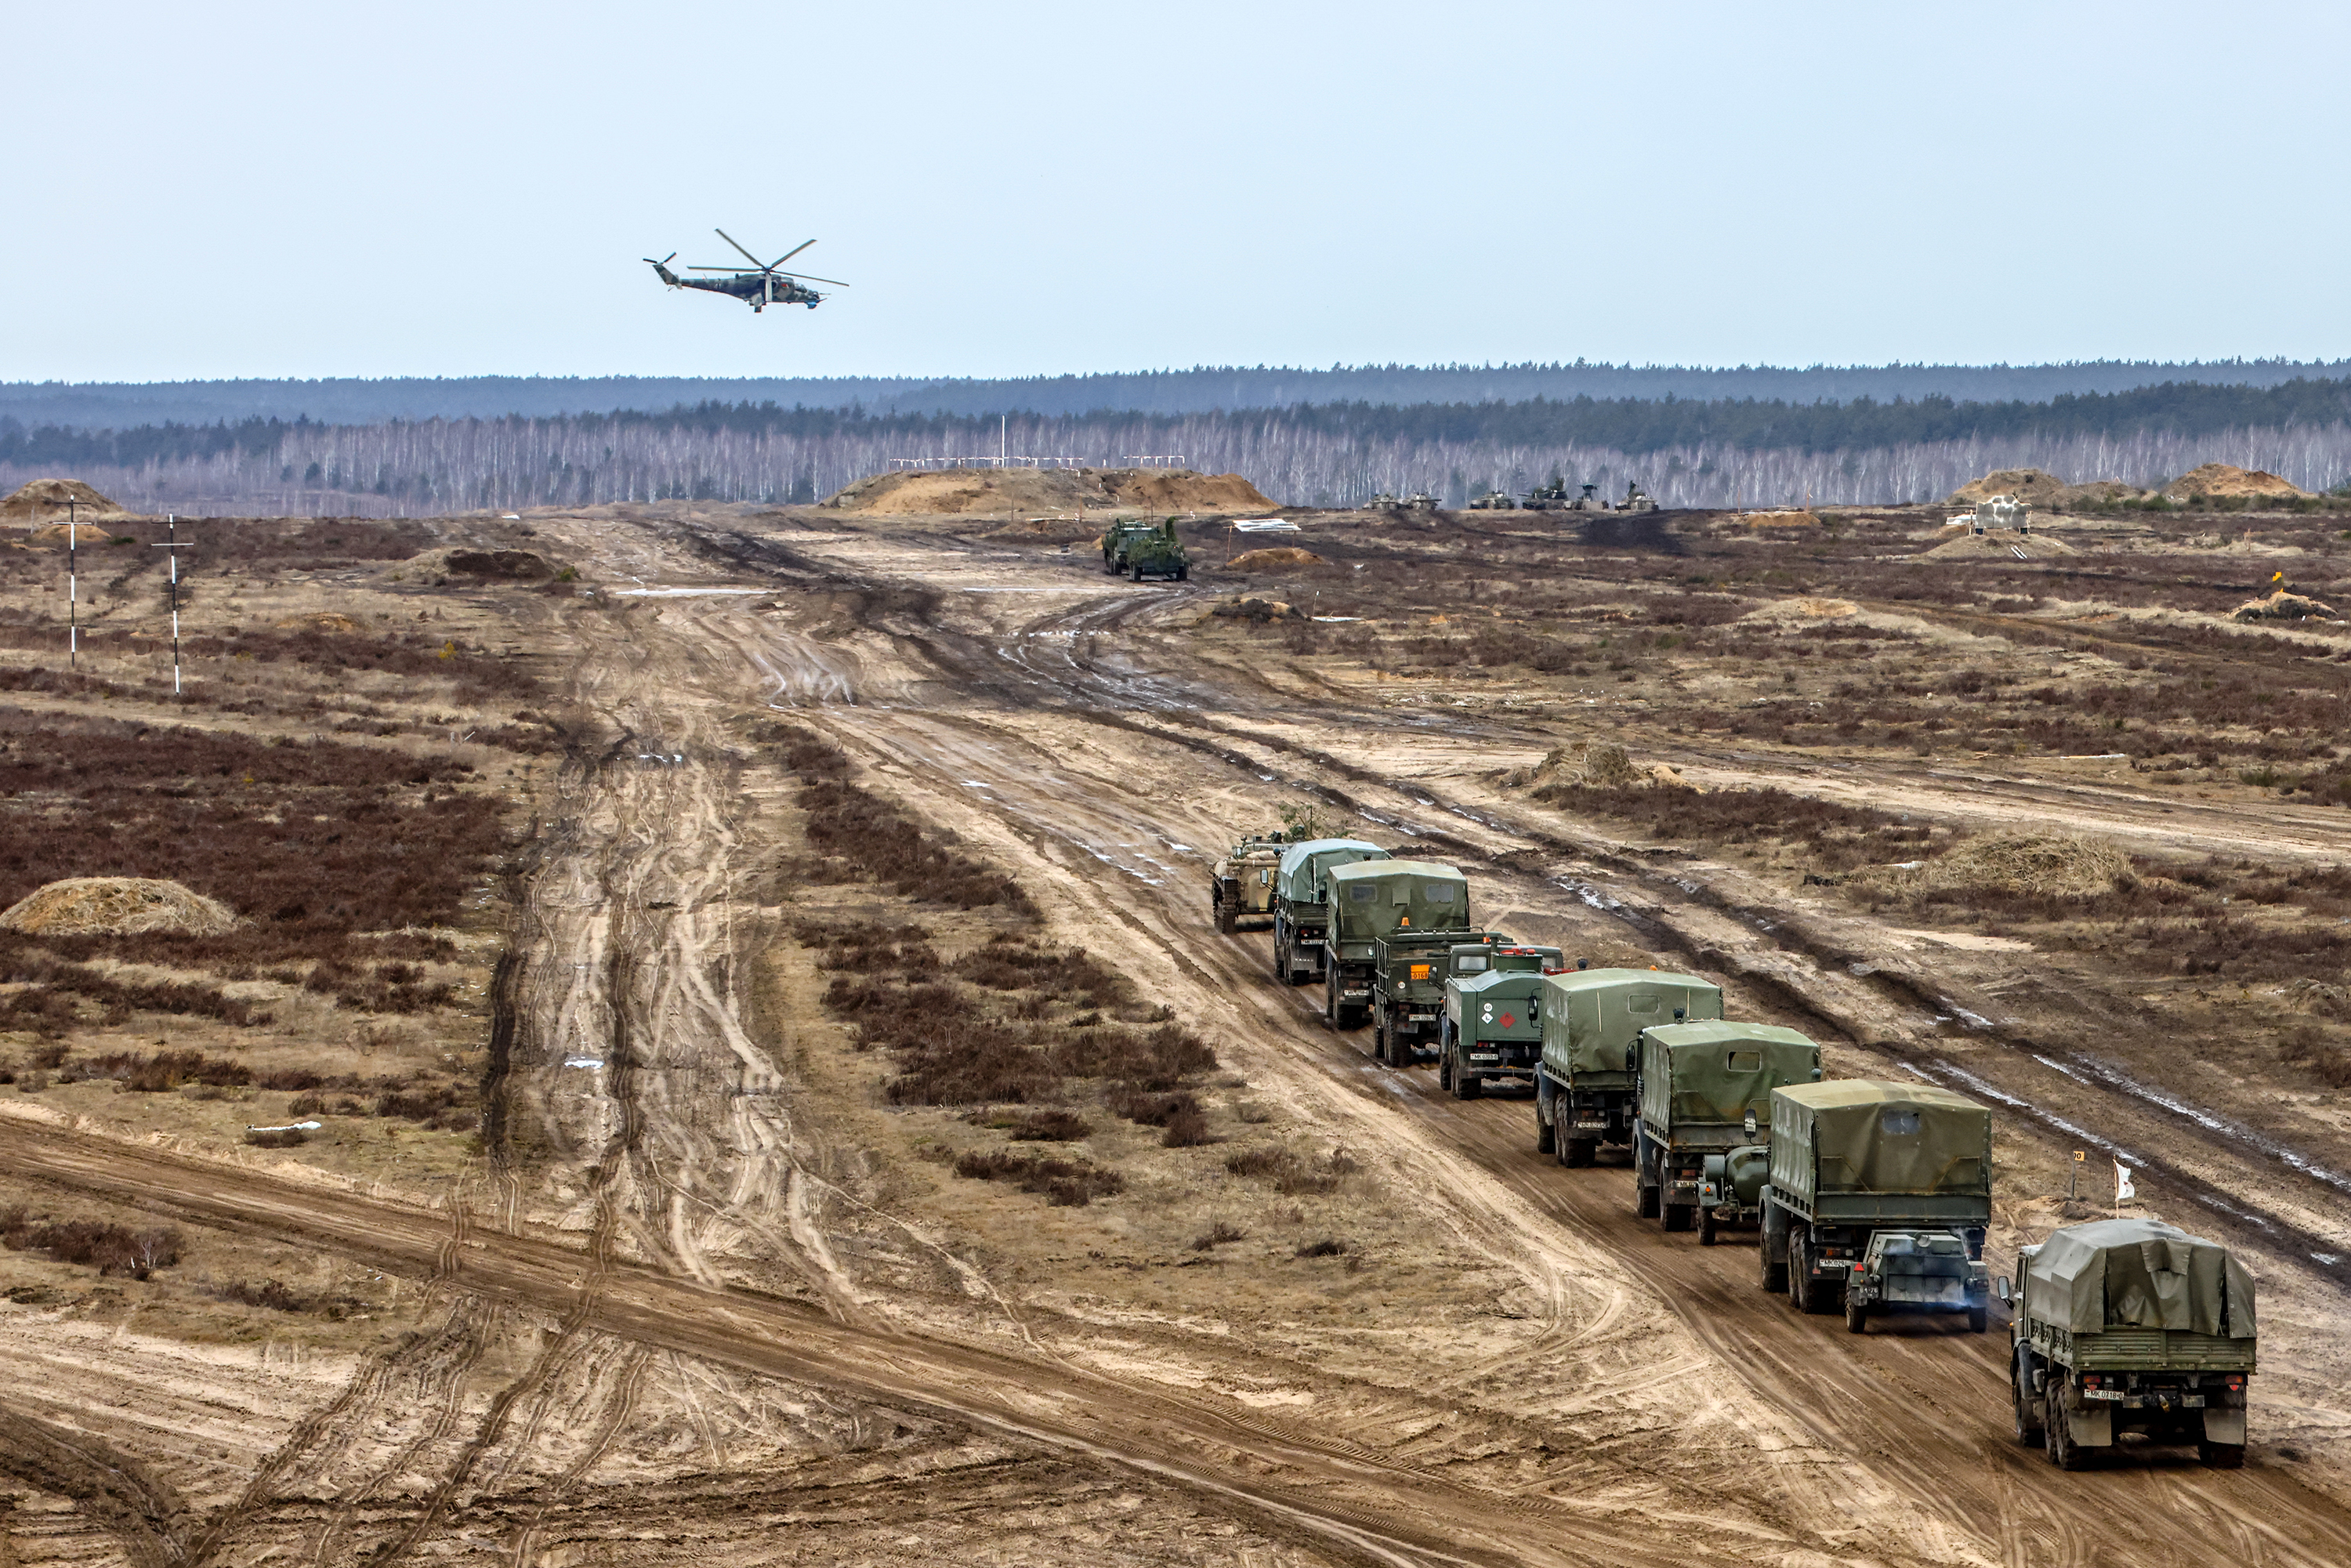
1633, 1022, 1820, 1240
1210, 834, 1284, 935
1321, 859, 1473, 1048
1103, 517, 1189, 581
1270, 838, 1389, 986
2001, 1218, 2255, 1470
1758, 1081, 1992, 1322
1533, 968, 1722, 1168
1438, 943, 1565, 1099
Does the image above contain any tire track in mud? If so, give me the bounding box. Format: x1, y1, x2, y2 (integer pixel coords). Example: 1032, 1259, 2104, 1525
0, 1401, 192, 1568
0, 1120, 1703, 1568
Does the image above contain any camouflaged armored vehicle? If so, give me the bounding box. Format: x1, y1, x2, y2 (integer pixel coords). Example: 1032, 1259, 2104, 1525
1566, 483, 1611, 512
1100, 516, 1160, 574
1210, 834, 1284, 934
1321, 859, 1480, 1056
1119, 519, 1190, 581
1757, 1080, 1992, 1321
1634, 1021, 1820, 1241
1270, 838, 1389, 986
2001, 1218, 2255, 1469
1398, 490, 1440, 513
1465, 489, 1518, 510
1522, 477, 1574, 512
1619, 481, 1658, 513
1533, 968, 1722, 1167
1439, 942, 1564, 1099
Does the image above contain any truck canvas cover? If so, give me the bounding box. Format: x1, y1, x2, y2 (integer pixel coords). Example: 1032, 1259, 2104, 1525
1538, 969, 1722, 1081
1769, 1081, 1990, 1207
1448, 966, 1549, 1038
1275, 839, 1389, 904
1639, 1021, 1820, 1134
1327, 860, 1469, 944
2025, 1219, 2255, 1338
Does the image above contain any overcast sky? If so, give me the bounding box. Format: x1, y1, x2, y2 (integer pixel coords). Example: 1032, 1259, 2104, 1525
10, 1, 2345, 383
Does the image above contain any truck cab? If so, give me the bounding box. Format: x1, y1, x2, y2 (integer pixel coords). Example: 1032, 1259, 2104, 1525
1440, 943, 1564, 1099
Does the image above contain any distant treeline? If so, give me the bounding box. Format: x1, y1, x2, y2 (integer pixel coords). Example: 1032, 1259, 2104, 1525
13, 375, 2351, 473
8, 357, 2351, 429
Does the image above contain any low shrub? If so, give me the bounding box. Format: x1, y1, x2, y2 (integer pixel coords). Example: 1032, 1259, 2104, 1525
952, 1149, 1125, 1206
243, 1128, 308, 1148
0, 1207, 183, 1278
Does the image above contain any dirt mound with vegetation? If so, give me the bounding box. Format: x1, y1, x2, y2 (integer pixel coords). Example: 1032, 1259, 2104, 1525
1852, 834, 2131, 901
0, 877, 237, 937
1924, 531, 2081, 559
2233, 588, 2338, 621
2162, 463, 2314, 502
1505, 740, 1690, 791
1226, 546, 1323, 570
824, 467, 1273, 518
1208, 596, 1303, 622
0, 478, 136, 524
977, 515, 1104, 544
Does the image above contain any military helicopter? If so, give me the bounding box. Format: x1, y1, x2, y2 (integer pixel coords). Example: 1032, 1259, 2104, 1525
643, 229, 849, 313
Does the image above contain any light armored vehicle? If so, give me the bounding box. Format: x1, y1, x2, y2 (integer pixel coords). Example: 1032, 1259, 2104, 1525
1843, 1229, 1989, 1334
1270, 838, 1389, 986
1321, 859, 1476, 1050
1210, 835, 1284, 934
2001, 1218, 2255, 1469
1465, 490, 1518, 510
1633, 1021, 1820, 1240
1618, 481, 1659, 513
1757, 1080, 1992, 1321
1120, 520, 1190, 581
1566, 483, 1612, 512
1533, 968, 1722, 1167
1962, 494, 2031, 534
1398, 491, 1440, 512
1438, 943, 1565, 1099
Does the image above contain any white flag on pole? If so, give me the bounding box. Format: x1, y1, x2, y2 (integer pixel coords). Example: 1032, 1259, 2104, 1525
2114, 1160, 2136, 1206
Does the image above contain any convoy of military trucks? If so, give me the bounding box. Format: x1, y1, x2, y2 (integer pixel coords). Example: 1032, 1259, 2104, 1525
1207, 830, 2261, 1469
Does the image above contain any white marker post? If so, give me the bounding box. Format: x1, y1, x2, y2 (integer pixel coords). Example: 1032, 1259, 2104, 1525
152, 516, 195, 697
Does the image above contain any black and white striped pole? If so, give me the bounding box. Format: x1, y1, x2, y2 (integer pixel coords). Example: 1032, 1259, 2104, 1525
153, 516, 194, 696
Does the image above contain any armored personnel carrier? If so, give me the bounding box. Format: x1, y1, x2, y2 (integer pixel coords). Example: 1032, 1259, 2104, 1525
1465, 490, 1518, 510
1619, 481, 1659, 513
1566, 483, 1611, 512
1522, 478, 1574, 512
1209, 835, 1284, 934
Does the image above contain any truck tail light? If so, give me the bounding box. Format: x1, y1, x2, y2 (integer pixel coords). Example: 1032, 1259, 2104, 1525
2083, 1374, 2103, 1389
2225, 1376, 2244, 1392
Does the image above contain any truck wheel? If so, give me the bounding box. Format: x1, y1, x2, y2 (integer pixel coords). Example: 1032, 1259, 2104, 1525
1565, 1139, 1596, 1168
1845, 1298, 1867, 1334
2049, 1409, 2085, 1471
1636, 1179, 1661, 1221
1535, 1106, 1555, 1156
2200, 1441, 2246, 1469
1759, 1198, 1788, 1294
1698, 1210, 1718, 1247
1437, 1052, 1453, 1091
1272, 932, 1288, 982
1215, 898, 1236, 936
1969, 1305, 1989, 1334
1372, 1016, 1393, 1065
1176, 565, 1190, 581
2012, 1353, 2044, 1446
1663, 1202, 1693, 1233
1458, 1072, 1481, 1101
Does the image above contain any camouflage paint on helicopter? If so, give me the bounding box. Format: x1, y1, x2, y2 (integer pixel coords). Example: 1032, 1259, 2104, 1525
645, 229, 850, 313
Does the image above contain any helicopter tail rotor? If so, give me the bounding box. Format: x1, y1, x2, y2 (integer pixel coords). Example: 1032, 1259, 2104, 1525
643, 252, 682, 287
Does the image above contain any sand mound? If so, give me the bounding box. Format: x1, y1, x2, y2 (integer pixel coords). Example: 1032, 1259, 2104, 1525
824, 467, 1272, 518
0, 478, 136, 524
1226, 546, 1324, 570
977, 516, 1103, 545
2233, 588, 2338, 622
1852, 834, 2130, 900
445, 549, 552, 579
2163, 463, 2313, 502
1947, 470, 2143, 510
1208, 596, 1303, 622
1505, 740, 1690, 791
277, 611, 362, 633
1925, 532, 2081, 559
1737, 509, 1821, 529
0, 877, 237, 937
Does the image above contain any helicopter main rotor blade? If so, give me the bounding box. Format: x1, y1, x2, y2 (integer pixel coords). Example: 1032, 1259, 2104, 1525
713, 228, 769, 270
776, 271, 850, 288
684, 266, 760, 273
766, 238, 817, 270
